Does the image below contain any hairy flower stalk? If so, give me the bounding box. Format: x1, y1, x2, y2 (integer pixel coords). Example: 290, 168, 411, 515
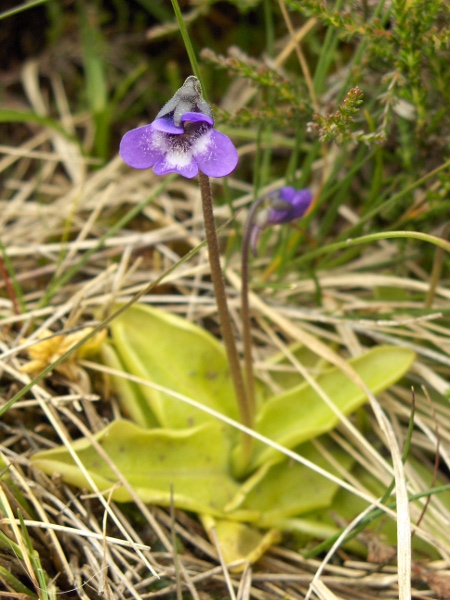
198, 172, 252, 435
120, 77, 253, 459
241, 187, 313, 413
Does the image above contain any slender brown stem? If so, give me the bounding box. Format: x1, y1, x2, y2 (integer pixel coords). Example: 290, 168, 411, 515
198, 172, 252, 439
241, 196, 266, 423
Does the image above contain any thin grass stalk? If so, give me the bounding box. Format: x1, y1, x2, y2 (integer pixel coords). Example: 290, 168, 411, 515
0, 0, 49, 20
0, 246, 22, 315
170, 0, 203, 85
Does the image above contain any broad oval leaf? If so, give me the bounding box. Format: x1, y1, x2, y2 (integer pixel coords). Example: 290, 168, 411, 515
228, 439, 354, 528
32, 420, 242, 516
107, 304, 239, 429
201, 515, 281, 571
101, 342, 159, 428
234, 345, 415, 473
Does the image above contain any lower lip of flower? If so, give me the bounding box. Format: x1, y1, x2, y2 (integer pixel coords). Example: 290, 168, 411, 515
164, 146, 192, 170
166, 122, 211, 154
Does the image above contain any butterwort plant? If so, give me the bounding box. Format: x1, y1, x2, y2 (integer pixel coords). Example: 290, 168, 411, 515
119, 76, 315, 465
32, 78, 416, 567
121, 76, 252, 459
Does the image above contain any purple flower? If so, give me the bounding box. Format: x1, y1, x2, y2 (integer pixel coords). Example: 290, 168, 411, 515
249, 187, 313, 256
120, 76, 238, 179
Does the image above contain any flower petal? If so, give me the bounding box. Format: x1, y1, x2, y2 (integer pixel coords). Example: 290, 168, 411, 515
151, 117, 184, 134
181, 111, 214, 126
268, 188, 312, 224
275, 187, 297, 203
291, 189, 313, 217
192, 130, 238, 178
120, 125, 164, 170
267, 208, 291, 225
153, 152, 199, 179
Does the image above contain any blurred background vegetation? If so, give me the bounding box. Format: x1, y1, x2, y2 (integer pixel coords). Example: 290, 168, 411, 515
2, 0, 450, 285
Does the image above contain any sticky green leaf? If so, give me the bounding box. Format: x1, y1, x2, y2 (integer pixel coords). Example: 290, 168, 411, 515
229, 440, 354, 528
108, 304, 239, 429
31, 298, 418, 566
32, 420, 242, 516
201, 515, 281, 570
238, 346, 415, 472
263, 342, 331, 391
101, 342, 159, 428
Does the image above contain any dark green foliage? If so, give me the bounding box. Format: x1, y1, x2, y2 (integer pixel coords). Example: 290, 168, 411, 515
201, 46, 311, 127
310, 86, 385, 144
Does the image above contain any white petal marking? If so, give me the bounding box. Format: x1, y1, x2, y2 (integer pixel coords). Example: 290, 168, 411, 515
165, 147, 192, 169
148, 130, 169, 153
191, 130, 213, 158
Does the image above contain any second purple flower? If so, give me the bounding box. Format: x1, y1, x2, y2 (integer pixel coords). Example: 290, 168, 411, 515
120, 76, 238, 179
250, 187, 313, 255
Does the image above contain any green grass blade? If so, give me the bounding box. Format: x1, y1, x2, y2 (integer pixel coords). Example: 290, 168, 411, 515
0, 0, 50, 20
170, 0, 203, 85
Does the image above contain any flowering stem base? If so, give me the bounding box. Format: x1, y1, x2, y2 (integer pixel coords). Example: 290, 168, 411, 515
240, 186, 313, 446
198, 172, 253, 458
241, 198, 267, 422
